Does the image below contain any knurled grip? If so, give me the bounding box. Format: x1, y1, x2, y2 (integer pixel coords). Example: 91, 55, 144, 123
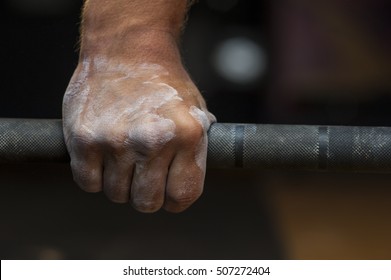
207, 123, 391, 172
207, 123, 319, 169
0, 119, 68, 162
1, 119, 391, 172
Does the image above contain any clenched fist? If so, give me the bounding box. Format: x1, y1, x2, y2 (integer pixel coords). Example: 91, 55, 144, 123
63, 55, 215, 212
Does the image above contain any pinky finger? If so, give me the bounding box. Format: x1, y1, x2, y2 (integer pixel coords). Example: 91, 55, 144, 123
163, 153, 205, 213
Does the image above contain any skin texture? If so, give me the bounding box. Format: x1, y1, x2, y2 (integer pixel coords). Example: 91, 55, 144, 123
63, 0, 215, 213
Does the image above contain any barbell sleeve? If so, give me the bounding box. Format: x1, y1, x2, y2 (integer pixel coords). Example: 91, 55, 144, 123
1, 118, 391, 172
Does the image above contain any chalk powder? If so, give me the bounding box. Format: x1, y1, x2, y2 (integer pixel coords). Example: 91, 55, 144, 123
64, 57, 214, 172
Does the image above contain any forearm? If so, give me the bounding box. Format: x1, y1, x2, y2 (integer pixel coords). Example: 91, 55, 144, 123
80, 0, 191, 63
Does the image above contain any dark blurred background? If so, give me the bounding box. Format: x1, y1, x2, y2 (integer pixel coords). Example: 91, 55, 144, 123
1, 0, 391, 259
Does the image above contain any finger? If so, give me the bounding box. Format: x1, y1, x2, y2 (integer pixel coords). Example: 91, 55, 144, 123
163, 151, 206, 213
162, 108, 208, 213
130, 157, 170, 213
69, 148, 103, 193
103, 156, 134, 203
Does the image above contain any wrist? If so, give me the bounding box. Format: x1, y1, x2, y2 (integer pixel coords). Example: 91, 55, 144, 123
80, 28, 182, 67
80, 0, 187, 65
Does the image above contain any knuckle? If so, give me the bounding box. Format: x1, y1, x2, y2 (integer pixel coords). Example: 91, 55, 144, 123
128, 121, 175, 153
168, 188, 202, 209
132, 199, 162, 213
106, 136, 128, 152
177, 120, 204, 144
104, 186, 129, 204
71, 163, 101, 193
166, 175, 204, 212
70, 126, 96, 148
72, 126, 129, 152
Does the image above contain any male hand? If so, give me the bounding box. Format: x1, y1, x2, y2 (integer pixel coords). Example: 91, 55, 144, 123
63, 56, 215, 213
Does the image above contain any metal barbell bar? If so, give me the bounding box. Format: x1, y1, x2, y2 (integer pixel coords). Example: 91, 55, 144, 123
1, 118, 391, 172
